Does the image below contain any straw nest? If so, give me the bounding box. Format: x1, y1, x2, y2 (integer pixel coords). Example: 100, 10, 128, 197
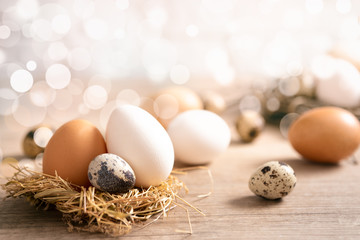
2, 166, 210, 236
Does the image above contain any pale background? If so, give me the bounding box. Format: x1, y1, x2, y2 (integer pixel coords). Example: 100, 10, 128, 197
0, 0, 360, 156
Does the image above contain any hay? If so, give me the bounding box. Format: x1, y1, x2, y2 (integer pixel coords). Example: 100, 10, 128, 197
2, 166, 207, 236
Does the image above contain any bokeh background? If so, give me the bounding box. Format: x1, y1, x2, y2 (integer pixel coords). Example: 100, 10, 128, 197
0, 0, 360, 157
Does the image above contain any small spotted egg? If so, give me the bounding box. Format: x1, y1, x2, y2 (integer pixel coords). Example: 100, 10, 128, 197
88, 153, 136, 193
248, 161, 296, 200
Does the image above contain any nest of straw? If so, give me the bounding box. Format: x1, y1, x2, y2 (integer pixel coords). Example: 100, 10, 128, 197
2, 167, 204, 236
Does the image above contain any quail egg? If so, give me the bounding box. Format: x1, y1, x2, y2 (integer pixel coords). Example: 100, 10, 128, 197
248, 161, 297, 200
236, 110, 265, 143
88, 153, 136, 193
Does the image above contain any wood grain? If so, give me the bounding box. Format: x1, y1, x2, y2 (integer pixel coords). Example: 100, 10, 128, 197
1, 126, 360, 239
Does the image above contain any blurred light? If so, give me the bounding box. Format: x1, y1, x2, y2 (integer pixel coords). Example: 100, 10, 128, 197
88, 75, 112, 93
266, 97, 280, 112
283, 10, 304, 28
67, 78, 84, 95
46, 64, 71, 89
0, 49, 6, 64
52, 14, 71, 34
170, 65, 190, 85
6, 63, 22, 77
202, 0, 234, 14
0, 147, 2, 163
147, 7, 168, 28
339, 16, 360, 40
146, 65, 168, 83
305, 0, 323, 14
213, 65, 235, 86
279, 77, 300, 97
336, 0, 352, 14
10, 69, 33, 93
47, 94, 83, 123
30, 81, 56, 107
100, 100, 116, 131
16, 0, 39, 20
239, 95, 262, 112
26, 60, 37, 71
18, 158, 36, 171
186, 24, 199, 37
154, 94, 179, 120
0, 157, 19, 177
206, 48, 229, 69
0, 25, 11, 39
21, 23, 32, 38
34, 127, 53, 148
116, 89, 141, 106
34, 153, 43, 171
262, 32, 301, 78
286, 61, 303, 76
116, 0, 129, 10
31, 19, 53, 41
280, 113, 299, 138
78, 103, 90, 115
48, 42, 68, 61
85, 18, 109, 40
0, 88, 18, 116
142, 38, 177, 83
12, 94, 47, 127
52, 89, 73, 110
68, 48, 92, 71
114, 27, 126, 39
73, 0, 95, 19
311, 55, 336, 79
228, 35, 262, 57
83, 85, 108, 110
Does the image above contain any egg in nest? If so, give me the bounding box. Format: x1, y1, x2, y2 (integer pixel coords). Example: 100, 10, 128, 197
43, 119, 107, 187
88, 153, 135, 193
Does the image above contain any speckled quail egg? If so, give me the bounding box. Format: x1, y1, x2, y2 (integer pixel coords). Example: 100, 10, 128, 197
248, 161, 297, 200
236, 110, 265, 143
88, 153, 136, 193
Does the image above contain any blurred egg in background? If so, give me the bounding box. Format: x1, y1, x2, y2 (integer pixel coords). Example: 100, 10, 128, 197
1, 0, 360, 164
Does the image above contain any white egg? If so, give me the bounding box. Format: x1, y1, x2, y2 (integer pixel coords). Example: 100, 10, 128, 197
106, 105, 174, 188
315, 57, 360, 108
167, 110, 231, 165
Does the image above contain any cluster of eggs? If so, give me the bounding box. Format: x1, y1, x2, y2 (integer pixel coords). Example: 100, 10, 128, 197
35, 84, 360, 199
42, 86, 232, 193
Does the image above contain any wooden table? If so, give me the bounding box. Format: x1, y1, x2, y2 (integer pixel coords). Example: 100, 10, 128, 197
1, 126, 360, 239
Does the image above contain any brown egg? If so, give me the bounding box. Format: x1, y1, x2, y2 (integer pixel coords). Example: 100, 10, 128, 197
141, 86, 203, 128
43, 119, 107, 186
288, 107, 360, 163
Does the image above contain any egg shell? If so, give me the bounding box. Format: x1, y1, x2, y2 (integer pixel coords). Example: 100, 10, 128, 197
141, 86, 203, 128
315, 58, 360, 108
236, 110, 265, 143
288, 107, 360, 163
88, 153, 135, 193
43, 119, 107, 187
201, 91, 227, 114
249, 161, 297, 200
167, 110, 231, 165
106, 105, 174, 188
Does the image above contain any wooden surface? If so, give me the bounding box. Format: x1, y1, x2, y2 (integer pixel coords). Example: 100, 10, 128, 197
1, 126, 360, 239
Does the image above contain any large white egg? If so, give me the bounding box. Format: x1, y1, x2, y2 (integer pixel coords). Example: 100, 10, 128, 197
314, 57, 360, 108
167, 110, 231, 165
106, 105, 174, 188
